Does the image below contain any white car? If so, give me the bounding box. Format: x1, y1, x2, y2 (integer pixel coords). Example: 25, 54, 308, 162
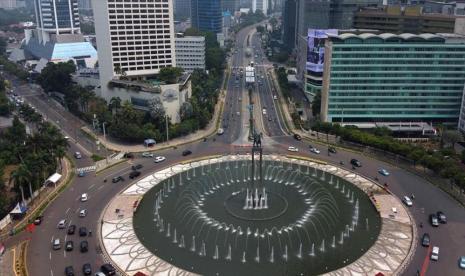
378, 168, 390, 176
310, 147, 320, 154
79, 209, 87, 217
431, 246, 439, 261
142, 152, 154, 158
154, 156, 166, 163
273, 95, 278, 100
80, 193, 88, 202
262, 109, 267, 115
287, 146, 298, 152
402, 196, 412, 207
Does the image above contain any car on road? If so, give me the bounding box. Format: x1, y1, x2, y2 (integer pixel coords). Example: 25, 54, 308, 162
123, 153, 134, 159
437, 211, 447, 223
262, 108, 267, 115
112, 176, 123, 183
82, 263, 92, 275
431, 246, 439, 261
268, 117, 272, 121
328, 147, 337, 154
80, 240, 88, 253
100, 263, 116, 275
350, 159, 362, 167
80, 193, 88, 202
293, 134, 301, 141
154, 156, 166, 163
57, 219, 67, 229
129, 170, 141, 179
78, 171, 85, 177
236, 111, 240, 116
131, 164, 143, 170
402, 196, 413, 207
182, 150, 192, 156
52, 238, 61, 250
217, 128, 224, 135
79, 209, 87, 217
421, 233, 430, 247
79, 227, 88, 237
74, 152, 82, 159
430, 214, 439, 227
287, 146, 298, 152
309, 146, 320, 154
459, 256, 465, 269
142, 152, 154, 158
33, 216, 43, 225
67, 225, 76, 235
378, 169, 390, 176
273, 95, 278, 100
65, 240, 74, 251
64, 266, 74, 276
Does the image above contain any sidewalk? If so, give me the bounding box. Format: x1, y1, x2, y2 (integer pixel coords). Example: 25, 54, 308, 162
0, 157, 72, 241
82, 95, 225, 153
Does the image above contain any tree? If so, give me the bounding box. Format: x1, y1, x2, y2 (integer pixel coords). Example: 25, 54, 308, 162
158, 67, 183, 84
0, 37, 6, 56
36, 61, 76, 93
109, 97, 122, 114
442, 130, 462, 148
311, 92, 321, 117
148, 97, 166, 121
180, 102, 193, 120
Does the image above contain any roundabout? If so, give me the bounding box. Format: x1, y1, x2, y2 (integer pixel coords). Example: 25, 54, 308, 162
99, 155, 414, 275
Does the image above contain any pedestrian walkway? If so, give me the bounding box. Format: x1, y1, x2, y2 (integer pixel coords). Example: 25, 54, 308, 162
76, 165, 96, 173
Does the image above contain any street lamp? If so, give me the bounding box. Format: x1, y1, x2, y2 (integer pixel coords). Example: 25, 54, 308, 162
102, 122, 109, 164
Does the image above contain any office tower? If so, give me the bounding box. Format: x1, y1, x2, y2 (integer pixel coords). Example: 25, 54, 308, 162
282, 0, 298, 49
175, 34, 205, 73
252, 0, 268, 15
174, 0, 191, 20
222, 0, 239, 12
321, 33, 465, 124
191, 0, 223, 33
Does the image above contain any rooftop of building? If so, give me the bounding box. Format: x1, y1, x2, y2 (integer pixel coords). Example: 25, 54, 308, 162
356, 6, 459, 18
110, 72, 191, 94
331, 32, 465, 43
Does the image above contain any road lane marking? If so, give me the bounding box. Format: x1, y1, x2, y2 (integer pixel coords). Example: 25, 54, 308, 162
65, 208, 70, 214
50, 236, 54, 243
97, 185, 104, 191
88, 183, 96, 190
49, 251, 51, 260
50, 269, 53, 276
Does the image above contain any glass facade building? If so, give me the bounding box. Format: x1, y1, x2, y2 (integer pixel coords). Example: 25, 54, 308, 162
191, 0, 222, 34
321, 33, 465, 123
34, 0, 80, 33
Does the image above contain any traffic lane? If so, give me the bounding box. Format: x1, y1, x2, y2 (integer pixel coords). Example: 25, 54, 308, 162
273, 135, 465, 275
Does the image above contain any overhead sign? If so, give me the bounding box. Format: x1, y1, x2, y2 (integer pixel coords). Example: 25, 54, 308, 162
306, 29, 338, 73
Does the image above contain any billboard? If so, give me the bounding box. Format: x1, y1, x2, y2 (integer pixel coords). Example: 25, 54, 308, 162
306, 29, 338, 73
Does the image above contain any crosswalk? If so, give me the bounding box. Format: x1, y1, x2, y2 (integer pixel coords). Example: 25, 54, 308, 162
76, 166, 96, 173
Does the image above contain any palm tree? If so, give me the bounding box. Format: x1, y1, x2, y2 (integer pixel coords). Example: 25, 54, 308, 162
11, 163, 32, 201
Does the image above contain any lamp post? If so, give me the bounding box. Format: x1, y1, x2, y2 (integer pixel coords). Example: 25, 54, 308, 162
102, 122, 109, 164
165, 114, 169, 143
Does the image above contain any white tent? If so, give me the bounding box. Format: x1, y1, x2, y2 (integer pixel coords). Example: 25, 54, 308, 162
44, 172, 62, 186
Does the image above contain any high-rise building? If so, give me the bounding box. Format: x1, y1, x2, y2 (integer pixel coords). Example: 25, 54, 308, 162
191, 0, 223, 33
252, 0, 268, 15
282, 0, 298, 50
20, 0, 97, 72
92, 0, 176, 97
175, 35, 205, 73
78, 0, 92, 10
354, 6, 460, 34
92, 0, 191, 123
295, 0, 378, 100
33, 0, 81, 43
0, 0, 26, 9
459, 87, 465, 134
320, 33, 465, 124
222, 0, 239, 12
174, 0, 191, 20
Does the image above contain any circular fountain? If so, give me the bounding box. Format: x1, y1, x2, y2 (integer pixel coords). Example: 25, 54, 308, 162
133, 156, 382, 276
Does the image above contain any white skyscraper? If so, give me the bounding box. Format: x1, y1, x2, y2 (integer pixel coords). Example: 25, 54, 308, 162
175, 35, 205, 73
92, 0, 177, 100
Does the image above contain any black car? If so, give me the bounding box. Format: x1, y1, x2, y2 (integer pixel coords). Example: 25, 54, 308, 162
64, 266, 74, 276
80, 240, 88, 253
293, 134, 302, 141
112, 176, 123, 183
82, 263, 92, 275
350, 159, 362, 167
65, 240, 74, 251
79, 226, 88, 237
67, 225, 76, 235
129, 171, 141, 179
328, 147, 337, 154
131, 164, 143, 170
421, 233, 430, 247
437, 211, 447, 223
182, 150, 192, 156
100, 263, 116, 275
123, 152, 134, 159
33, 216, 43, 225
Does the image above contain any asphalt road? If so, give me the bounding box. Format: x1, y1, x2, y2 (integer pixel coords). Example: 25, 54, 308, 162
6, 24, 464, 276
